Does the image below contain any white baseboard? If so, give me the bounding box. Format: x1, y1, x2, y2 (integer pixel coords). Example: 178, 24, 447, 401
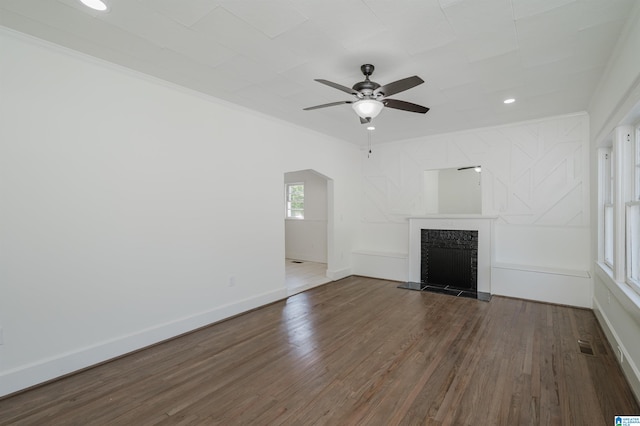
327, 267, 351, 281
593, 297, 640, 403
0, 288, 287, 398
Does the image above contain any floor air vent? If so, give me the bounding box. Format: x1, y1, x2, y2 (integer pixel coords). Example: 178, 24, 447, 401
578, 339, 594, 356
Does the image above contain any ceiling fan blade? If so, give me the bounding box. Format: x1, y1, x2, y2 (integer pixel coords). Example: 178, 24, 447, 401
375, 76, 424, 97
303, 100, 353, 111
383, 99, 430, 114
457, 166, 475, 170
315, 79, 358, 95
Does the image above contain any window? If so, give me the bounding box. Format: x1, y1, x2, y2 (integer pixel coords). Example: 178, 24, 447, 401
626, 125, 640, 292
285, 183, 304, 219
602, 123, 640, 296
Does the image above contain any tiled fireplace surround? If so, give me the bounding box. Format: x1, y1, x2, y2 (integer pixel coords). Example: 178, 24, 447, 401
404, 216, 495, 300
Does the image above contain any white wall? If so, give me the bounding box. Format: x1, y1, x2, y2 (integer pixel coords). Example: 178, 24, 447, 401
423, 170, 439, 214
588, 2, 640, 401
0, 28, 360, 397
355, 112, 592, 306
284, 169, 328, 263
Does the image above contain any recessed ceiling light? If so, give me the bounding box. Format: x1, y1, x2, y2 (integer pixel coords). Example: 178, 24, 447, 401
503, 98, 515, 104
367, 125, 375, 131
80, 0, 108, 11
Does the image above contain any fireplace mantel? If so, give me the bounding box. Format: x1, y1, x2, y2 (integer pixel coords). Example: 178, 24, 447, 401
408, 216, 496, 293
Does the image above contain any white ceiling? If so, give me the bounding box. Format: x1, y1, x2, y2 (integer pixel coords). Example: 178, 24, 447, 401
0, 0, 635, 144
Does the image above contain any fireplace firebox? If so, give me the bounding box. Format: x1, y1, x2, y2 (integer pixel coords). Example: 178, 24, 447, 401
421, 229, 477, 291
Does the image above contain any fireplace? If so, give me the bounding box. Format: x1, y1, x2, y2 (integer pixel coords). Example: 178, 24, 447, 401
421, 229, 478, 291
400, 216, 495, 301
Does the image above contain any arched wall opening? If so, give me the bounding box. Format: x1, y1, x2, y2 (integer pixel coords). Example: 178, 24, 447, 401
284, 169, 333, 295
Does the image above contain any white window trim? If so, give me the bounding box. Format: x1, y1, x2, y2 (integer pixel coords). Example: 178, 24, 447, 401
626, 201, 640, 293
612, 126, 631, 281
604, 203, 614, 268
599, 147, 614, 268
635, 125, 640, 202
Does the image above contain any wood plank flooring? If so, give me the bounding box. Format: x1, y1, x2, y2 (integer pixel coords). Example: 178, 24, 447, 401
285, 258, 329, 294
1, 276, 638, 425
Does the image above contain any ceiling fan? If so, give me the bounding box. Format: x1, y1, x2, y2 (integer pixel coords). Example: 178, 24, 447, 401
304, 64, 430, 124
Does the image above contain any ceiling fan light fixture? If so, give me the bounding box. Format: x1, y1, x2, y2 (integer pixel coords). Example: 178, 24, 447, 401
352, 99, 384, 119
304, 65, 429, 120
80, 0, 108, 11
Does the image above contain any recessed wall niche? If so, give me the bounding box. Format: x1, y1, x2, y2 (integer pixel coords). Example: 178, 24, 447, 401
423, 167, 481, 214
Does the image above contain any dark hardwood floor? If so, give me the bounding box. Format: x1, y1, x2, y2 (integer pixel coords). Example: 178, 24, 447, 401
1, 276, 638, 425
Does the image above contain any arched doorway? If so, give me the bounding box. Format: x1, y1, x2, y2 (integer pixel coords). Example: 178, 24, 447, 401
284, 169, 332, 295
